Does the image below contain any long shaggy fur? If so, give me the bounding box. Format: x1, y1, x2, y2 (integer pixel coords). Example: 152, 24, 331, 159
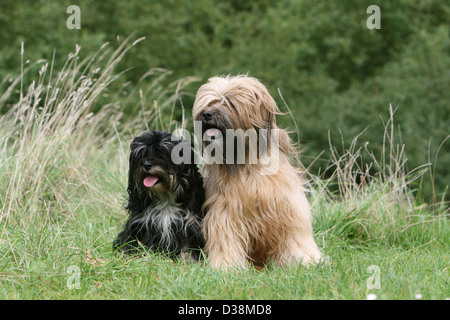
193, 75, 322, 269
113, 130, 205, 261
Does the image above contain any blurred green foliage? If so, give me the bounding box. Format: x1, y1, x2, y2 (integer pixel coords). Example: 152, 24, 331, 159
0, 0, 448, 200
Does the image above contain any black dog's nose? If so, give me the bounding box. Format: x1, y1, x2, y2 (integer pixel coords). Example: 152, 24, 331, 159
143, 161, 152, 171
202, 111, 214, 121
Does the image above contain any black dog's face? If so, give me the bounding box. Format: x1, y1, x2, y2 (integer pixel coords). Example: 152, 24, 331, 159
129, 131, 186, 198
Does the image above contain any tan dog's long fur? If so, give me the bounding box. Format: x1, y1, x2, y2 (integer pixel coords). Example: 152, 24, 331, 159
193, 75, 321, 269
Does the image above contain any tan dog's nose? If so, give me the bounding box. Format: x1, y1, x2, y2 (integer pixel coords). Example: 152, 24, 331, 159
202, 111, 214, 121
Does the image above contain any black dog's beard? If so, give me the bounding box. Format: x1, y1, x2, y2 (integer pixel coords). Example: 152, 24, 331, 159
113, 131, 205, 261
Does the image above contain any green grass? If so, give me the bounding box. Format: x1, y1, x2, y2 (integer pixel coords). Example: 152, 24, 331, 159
1, 218, 447, 299
0, 41, 448, 300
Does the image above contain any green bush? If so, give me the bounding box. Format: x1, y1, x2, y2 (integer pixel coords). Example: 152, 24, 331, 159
0, 0, 448, 200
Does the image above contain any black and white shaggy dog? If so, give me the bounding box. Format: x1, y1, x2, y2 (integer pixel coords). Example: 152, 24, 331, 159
113, 130, 205, 261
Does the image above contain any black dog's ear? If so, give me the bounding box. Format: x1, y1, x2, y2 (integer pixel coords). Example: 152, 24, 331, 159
127, 147, 137, 190
170, 139, 194, 167
173, 140, 204, 214
127, 167, 136, 196
190, 139, 202, 166
183, 141, 201, 187
188, 148, 205, 216
125, 141, 143, 210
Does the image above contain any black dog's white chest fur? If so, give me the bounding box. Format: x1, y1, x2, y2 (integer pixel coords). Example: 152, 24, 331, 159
132, 199, 200, 249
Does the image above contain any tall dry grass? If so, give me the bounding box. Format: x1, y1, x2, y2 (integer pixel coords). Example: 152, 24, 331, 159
309, 106, 448, 246
0, 37, 197, 234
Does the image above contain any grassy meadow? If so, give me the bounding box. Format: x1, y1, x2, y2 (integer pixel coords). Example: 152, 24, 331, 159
0, 41, 448, 300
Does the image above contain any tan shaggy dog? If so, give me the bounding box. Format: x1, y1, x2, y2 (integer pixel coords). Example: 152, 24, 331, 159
193, 75, 321, 270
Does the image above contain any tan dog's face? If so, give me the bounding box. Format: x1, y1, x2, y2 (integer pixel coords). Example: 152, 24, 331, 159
192, 76, 280, 149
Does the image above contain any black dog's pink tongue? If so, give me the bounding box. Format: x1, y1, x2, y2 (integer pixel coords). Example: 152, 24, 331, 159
143, 176, 158, 187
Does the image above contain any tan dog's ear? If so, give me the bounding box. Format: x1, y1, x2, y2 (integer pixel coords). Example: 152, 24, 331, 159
260, 92, 276, 131
254, 81, 279, 127
252, 82, 285, 154
277, 129, 292, 155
